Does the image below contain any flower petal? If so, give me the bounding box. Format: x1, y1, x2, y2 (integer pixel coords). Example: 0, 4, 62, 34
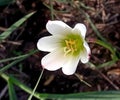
84, 41, 91, 55
41, 49, 66, 71
46, 20, 72, 35
80, 41, 91, 63
37, 36, 60, 52
62, 56, 80, 75
73, 23, 86, 38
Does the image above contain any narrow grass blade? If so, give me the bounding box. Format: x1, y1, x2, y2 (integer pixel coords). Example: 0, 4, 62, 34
50, 0, 54, 20
96, 40, 115, 56
84, 13, 106, 42
96, 39, 118, 61
0, 55, 29, 63
8, 80, 17, 100
0, 50, 38, 63
92, 60, 116, 68
0, 49, 38, 73
0, 12, 35, 40
0, 59, 24, 73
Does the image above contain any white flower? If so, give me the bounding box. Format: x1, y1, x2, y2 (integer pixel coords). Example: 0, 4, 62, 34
37, 20, 91, 75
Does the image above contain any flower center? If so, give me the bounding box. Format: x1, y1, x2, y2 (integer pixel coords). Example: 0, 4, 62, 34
60, 33, 84, 57
64, 39, 77, 56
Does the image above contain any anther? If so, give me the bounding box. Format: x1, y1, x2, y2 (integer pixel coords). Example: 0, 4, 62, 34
64, 39, 77, 56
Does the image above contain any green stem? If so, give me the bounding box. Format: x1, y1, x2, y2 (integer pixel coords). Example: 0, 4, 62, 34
28, 68, 44, 100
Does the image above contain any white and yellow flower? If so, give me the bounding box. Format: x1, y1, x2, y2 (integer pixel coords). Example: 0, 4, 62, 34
37, 20, 91, 75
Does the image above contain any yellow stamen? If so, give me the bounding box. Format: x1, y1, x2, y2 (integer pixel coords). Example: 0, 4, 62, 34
64, 39, 77, 56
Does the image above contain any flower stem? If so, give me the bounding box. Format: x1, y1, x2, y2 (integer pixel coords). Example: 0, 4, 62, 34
28, 68, 44, 100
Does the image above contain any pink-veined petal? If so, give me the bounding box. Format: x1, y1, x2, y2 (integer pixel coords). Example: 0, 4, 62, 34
37, 36, 60, 52
80, 41, 91, 63
41, 49, 66, 71
62, 56, 80, 75
46, 20, 72, 35
72, 23, 86, 38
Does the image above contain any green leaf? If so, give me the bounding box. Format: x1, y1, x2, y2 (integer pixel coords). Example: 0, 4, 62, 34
0, 0, 15, 6
97, 60, 116, 68
8, 79, 17, 100
0, 73, 41, 99
0, 12, 35, 40
1, 73, 120, 100
96, 40, 115, 55
96, 39, 118, 61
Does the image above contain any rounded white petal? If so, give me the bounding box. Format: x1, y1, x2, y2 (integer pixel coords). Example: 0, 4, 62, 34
73, 23, 86, 38
62, 56, 80, 75
84, 41, 91, 55
37, 36, 60, 52
46, 20, 72, 35
80, 41, 91, 63
41, 49, 66, 71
